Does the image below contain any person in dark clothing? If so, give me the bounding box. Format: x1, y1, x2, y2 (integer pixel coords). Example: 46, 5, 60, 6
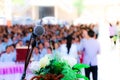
79, 30, 100, 80
66, 31, 75, 54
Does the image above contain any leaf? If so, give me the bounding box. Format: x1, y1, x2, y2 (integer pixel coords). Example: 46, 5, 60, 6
72, 64, 89, 71
73, 69, 79, 72
76, 74, 89, 80
61, 64, 77, 80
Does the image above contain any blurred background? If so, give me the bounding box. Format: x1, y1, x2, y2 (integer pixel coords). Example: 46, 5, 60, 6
0, 0, 120, 80
0, 0, 120, 25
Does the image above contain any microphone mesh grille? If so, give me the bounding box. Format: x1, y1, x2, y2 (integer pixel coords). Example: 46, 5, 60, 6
34, 25, 44, 36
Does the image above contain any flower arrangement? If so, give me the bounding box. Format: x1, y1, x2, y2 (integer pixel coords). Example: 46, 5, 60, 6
29, 55, 89, 80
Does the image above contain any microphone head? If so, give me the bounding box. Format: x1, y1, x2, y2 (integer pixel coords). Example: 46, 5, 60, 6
33, 25, 45, 36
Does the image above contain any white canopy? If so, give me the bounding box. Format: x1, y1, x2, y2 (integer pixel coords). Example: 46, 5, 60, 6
73, 11, 98, 25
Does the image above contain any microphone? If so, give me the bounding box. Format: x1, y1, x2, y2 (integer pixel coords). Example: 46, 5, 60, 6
21, 25, 44, 80
32, 25, 45, 38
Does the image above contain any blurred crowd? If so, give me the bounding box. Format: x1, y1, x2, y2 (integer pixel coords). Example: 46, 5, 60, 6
0, 23, 97, 62
0, 21, 119, 62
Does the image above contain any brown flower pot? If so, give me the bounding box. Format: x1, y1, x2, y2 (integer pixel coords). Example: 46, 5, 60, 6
31, 73, 64, 80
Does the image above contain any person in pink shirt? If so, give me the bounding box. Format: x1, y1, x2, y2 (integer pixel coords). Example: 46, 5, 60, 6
109, 23, 117, 45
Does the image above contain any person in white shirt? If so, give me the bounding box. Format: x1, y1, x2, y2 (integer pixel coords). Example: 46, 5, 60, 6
69, 38, 78, 60
0, 46, 16, 62
52, 42, 60, 57
38, 42, 45, 59
59, 37, 79, 63
0, 39, 3, 53
31, 47, 40, 61
41, 41, 50, 58
16, 40, 24, 47
2, 35, 13, 52
46, 47, 53, 59
58, 38, 68, 57
79, 29, 100, 80
10, 44, 17, 61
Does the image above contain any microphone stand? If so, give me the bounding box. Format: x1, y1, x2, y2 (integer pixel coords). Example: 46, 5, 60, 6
21, 34, 36, 80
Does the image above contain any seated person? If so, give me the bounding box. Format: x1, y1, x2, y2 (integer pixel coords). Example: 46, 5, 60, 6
31, 47, 40, 61
2, 34, 13, 51
9, 44, 17, 61
16, 40, 24, 47
0, 46, 16, 62
38, 42, 46, 59
0, 39, 4, 54
46, 47, 53, 59
47, 47, 52, 54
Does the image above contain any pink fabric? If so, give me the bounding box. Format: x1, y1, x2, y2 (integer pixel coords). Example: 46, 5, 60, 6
0, 63, 33, 80
109, 26, 115, 36
0, 63, 24, 75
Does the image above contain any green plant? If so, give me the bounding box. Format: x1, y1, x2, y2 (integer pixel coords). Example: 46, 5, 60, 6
29, 55, 89, 80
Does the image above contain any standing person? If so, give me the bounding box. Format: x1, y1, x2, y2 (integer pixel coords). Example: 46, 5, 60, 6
79, 30, 100, 80
66, 30, 75, 54
109, 23, 117, 45
116, 21, 120, 42
93, 24, 99, 39
69, 37, 78, 61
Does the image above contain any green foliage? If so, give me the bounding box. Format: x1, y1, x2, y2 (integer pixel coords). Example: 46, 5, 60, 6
73, 63, 90, 71
73, 0, 84, 16
12, 0, 25, 5
33, 57, 89, 80
76, 74, 89, 80
61, 65, 77, 80
48, 59, 65, 75
72, 64, 90, 80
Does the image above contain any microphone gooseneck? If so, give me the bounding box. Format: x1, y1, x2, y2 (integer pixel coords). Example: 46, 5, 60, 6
21, 25, 44, 80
